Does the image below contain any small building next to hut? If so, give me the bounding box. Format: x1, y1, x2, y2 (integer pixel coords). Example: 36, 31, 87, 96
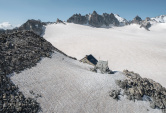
95, 60, 109, 73
80, 54, 98, 66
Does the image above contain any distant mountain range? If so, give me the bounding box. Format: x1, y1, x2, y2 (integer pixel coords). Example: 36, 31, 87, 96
67, 11, 166, 30
0, 11, 165, 35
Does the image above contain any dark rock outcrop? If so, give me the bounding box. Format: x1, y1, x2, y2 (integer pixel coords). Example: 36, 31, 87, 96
89, 11, 104, 27
0, 74, 41, 112
140, 22, 151, 31
140, 17, 151, 30
111, 70, 166, 113
67, 11, 119, 27
109, 89, 121, 101
56, 18, 66, 24
67, 13, 88, 25
0, 29, 5, 34
131, 16, 142, 24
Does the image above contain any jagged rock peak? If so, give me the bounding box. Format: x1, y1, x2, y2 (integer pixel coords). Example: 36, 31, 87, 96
67, 11, 122, 27
92, 11, 98, 15
67, 13, 87, 25
56, 18, 65, 24
19, 19, 46, 35
134, 15, 142, 21
131, 15, 142, 24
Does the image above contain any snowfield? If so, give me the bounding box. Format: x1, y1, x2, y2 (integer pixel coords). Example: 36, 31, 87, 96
43, 23, 166, 87
11, 52, 162, 113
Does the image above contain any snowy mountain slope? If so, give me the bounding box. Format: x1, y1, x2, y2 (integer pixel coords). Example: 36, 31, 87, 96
43, 23, 166, 87
11, 52, 162, 113
151, 15, 166, 23
114, 14, 129, 25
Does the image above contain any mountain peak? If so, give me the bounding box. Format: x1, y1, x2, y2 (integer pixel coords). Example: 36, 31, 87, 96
92, 11, 98, 15
151, 15, 166, 23
131, 15, 142, 24
134, 15, 142, 21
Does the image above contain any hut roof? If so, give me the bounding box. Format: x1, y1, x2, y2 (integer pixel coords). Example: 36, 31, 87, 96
86, 54, 98, 65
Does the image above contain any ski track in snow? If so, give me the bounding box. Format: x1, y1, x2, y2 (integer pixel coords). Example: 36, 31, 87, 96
11, 52, 162, 113
43, 23, 166, 88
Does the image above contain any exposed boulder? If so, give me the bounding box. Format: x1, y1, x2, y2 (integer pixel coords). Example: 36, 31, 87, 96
109, 89, 121, 101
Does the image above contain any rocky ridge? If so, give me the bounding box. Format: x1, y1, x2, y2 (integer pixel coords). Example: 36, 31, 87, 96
109, 70, 166, 113
0, 31, 57, 112
67, 11, 166, 30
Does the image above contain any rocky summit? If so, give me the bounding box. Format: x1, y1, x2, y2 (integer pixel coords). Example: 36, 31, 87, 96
67, 11, 120, 27
131, 16, 142, 24
0, 30, 56, 112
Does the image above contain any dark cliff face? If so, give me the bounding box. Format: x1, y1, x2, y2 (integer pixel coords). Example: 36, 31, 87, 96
89, 11, 104, 27
131, 16, 142, 24
19, 19, 46, 36
67, 14, 88, 25
67, 11, 119, 27
103, 13, 119, 26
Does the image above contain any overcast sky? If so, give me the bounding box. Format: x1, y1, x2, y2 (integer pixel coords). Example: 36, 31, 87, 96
0, 0, 166, 26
